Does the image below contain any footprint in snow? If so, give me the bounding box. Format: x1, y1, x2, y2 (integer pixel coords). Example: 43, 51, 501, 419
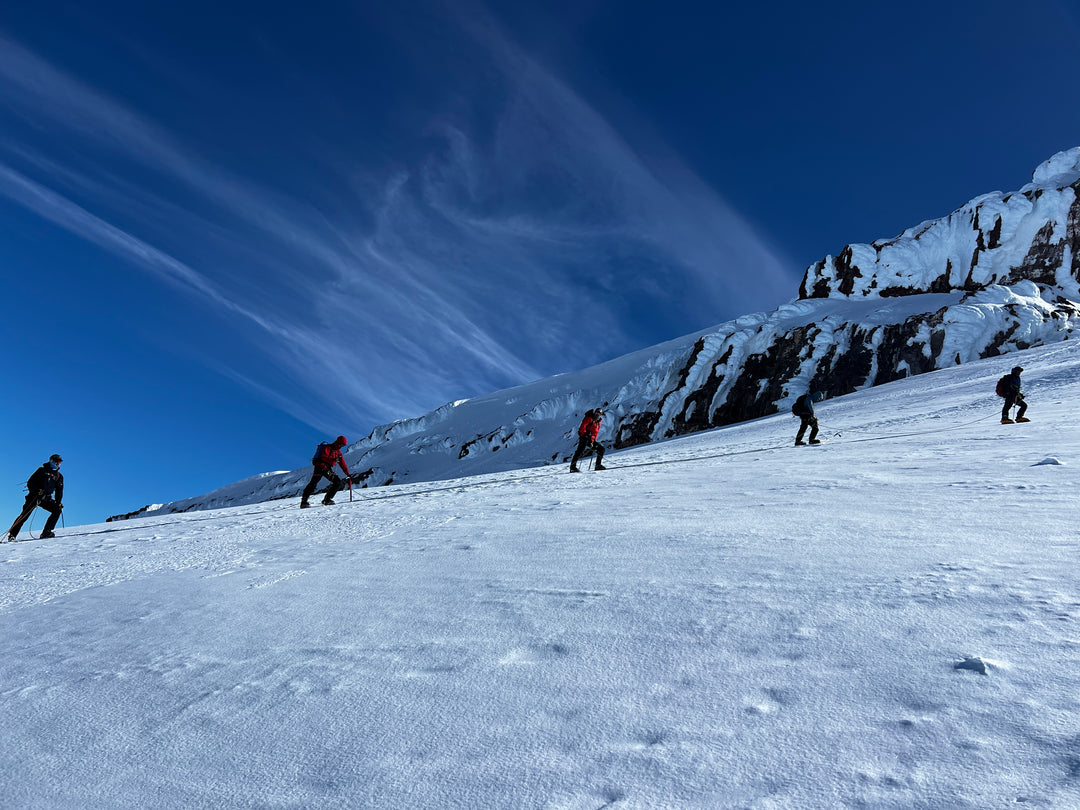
246, 570, 307, 589
498, 642, 570, 666
637, 730, 666, 748
955, 656, 989, 675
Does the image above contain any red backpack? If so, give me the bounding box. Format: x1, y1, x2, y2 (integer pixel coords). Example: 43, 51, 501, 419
994, 375, 1010, 398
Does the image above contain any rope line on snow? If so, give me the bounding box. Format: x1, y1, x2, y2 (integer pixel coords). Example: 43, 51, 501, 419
815, 410, 999, 443
299, 407, 1006, 496
31, 470, 570, 539
33, 409, 1004, 540
585, 407, 1002, 473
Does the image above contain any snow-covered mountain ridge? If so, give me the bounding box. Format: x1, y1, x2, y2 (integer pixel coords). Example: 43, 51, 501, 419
111, 148, 1080, 519
801, 146, 1080, 300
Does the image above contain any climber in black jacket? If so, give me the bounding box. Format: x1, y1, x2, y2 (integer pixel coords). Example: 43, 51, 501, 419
6, 454, 64, 541
791, 391, 824, 446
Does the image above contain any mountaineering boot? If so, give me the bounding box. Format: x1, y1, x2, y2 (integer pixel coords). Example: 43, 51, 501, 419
595, 463, 607, 470
795, 440, 807, 446
808, 439, 822, 445
569, 466, 579, 473
300, 501, 311, 509
1001, 418, 1015, 424
1016, 417, 1031, 423
322, 498, 335, 506
39, 531, 55, 539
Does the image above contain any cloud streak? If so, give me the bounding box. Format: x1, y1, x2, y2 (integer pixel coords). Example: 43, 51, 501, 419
0, 30, 547, 423
0, 18, 798, 434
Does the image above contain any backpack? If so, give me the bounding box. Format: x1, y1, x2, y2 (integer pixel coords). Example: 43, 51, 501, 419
312, 442, 334, 466
995, 375, 1010, 398
27, 465, 59, 498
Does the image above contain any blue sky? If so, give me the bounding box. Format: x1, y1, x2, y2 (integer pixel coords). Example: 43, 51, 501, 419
2, 0, 1079, 524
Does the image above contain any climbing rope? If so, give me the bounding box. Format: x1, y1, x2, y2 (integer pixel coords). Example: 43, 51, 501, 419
44, 408, 1006, 539
816, 409, 999, 443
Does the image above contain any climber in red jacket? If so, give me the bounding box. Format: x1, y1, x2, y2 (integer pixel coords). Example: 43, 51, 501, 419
301, 435, 350, 508
569, 409, 606, 472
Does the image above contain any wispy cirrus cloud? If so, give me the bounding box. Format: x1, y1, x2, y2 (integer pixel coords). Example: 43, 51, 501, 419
0, 30, 547, 423
0, 15, 797, 433
0, 163, 246, 319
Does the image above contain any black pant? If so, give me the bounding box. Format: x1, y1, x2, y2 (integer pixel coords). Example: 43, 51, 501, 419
1002, 394, 1027, 420
570, 436, 604, 469
796, 415, 819, 443
8, 493, 61, 539
302, 467, 343, 503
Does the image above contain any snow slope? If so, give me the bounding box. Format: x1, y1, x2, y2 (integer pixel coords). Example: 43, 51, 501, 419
4, 341, 1080, 808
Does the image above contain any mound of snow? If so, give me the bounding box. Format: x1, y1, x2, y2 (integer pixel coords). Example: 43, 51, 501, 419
1026, 146, 1080, 191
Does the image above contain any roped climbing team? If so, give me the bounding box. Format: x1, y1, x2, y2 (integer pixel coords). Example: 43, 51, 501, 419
5, 365, 1038, 537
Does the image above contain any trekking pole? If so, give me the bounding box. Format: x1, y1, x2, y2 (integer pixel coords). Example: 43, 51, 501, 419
349, 477, 353, 503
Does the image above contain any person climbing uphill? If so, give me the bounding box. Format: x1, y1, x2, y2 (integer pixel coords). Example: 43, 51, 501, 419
569, 409, 607, 472
6, 454, 64, 541
997, 366, 1030, 424
301, 436, 350, 508
791, 391, 824, 445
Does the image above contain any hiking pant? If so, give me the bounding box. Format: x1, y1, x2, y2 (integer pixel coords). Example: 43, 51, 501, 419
796, 415, 819, 443
570, 436, 605, 469
302, 467, 343, 503
8, 493, 61, 539
1002, 394, 1027, 421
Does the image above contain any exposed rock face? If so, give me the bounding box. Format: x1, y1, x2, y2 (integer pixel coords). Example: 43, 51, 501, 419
113, 149, 1080, 519
627, 284, 1076, 447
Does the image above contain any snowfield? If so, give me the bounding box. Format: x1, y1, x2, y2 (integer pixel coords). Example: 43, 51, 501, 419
3, 340, 1080, 808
